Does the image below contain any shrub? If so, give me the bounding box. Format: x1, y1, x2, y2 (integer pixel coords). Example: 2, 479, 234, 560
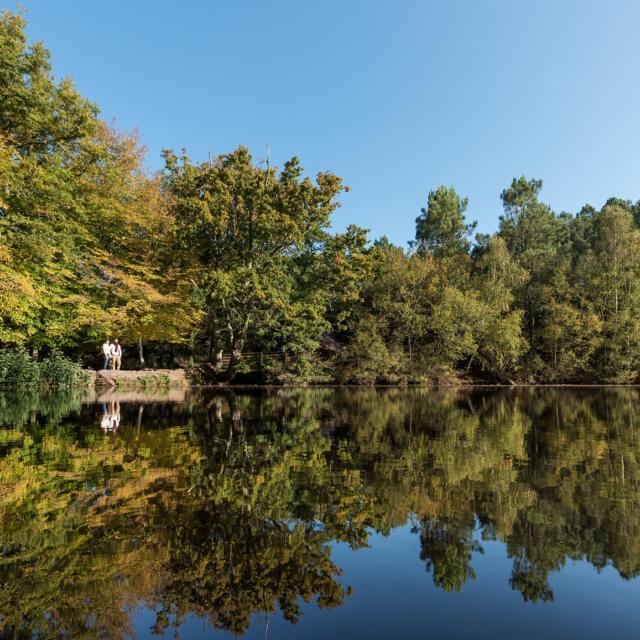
39, 350, 86, 386
0, 348, 86, 387
0, 348, 40, 386
337, 318, 405, 384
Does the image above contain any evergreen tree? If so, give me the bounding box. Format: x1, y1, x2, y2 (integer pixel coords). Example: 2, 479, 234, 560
415, 186, 476, 257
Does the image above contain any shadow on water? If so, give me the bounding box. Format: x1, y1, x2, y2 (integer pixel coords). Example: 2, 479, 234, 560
0, 387, 639, 637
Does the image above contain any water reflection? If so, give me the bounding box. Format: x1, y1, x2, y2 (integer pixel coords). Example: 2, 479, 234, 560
0, 388, 639, 637
100, 400, 121, 432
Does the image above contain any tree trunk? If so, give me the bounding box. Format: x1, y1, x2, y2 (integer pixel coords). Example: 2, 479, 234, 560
138, 337, 145, 368
221, 337, 245, 383
219, 313, 251, 383
209, 331, 225, 372
208, 333, 215, 362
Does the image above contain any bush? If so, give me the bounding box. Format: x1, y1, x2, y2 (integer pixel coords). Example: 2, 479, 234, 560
337, 318, 405, 384
0, 348, 40, 386
0, 348, 87, 387
39, 350, 86, 386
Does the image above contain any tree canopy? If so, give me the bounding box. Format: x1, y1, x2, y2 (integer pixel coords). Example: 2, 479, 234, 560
2, 9, 640, 384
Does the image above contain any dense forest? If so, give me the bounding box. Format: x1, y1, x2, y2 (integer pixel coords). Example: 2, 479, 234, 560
2, 10, 640, 384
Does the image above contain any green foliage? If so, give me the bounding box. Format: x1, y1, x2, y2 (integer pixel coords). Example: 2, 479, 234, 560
0, 348, 85, 387
162, 145, 346, 380
573, 204, 640, 382
338, 316, 405, 384
39, 349, 86, 386
1, 9, 640, 384
133, 373, 172, 387
415, 186, 477, 257
0, 347, 39, 385
0, 10, 193, 358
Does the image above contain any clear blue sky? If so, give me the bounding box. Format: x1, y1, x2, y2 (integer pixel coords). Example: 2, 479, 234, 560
7, 0, 640, 245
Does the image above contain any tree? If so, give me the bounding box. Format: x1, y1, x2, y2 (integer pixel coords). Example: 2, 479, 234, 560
578, 203, 640, 382
414, 186, 476, 257
472, 237, 526, 381
163, 147, 346, 380
498, 177, 568, 374
0, 11, 191, 359
0, 10, 99, 346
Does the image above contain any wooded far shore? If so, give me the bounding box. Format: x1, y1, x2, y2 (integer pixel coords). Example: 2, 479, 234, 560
2, 10, 640, 386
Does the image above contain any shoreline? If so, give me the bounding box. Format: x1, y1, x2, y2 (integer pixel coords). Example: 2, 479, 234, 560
215, 382, 640, 388
5, 371, 640, 392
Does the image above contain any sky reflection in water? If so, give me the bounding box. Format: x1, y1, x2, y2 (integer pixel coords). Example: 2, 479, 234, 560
0, 387, 639, 639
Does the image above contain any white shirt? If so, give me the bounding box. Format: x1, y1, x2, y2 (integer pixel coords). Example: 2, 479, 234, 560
110, 343, 122, 356
102, 342, 111, 357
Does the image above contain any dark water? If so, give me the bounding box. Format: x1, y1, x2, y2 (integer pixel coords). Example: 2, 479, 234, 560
1, 387, 640, 639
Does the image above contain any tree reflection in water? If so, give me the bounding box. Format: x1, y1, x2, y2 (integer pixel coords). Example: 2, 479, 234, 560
0, 387, 639, 637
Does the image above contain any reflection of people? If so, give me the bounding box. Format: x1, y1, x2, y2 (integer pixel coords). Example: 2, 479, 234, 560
100, 399, 121, 432
102, 339, 111, 370
110, 399, 121, 430
100, 403, 111, 431
110, 339, 123, 370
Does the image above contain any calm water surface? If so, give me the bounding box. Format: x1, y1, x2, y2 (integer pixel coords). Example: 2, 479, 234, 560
1, 387, 639, 639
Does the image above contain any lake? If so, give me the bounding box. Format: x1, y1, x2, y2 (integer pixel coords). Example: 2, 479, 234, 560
1, 387, 639, 639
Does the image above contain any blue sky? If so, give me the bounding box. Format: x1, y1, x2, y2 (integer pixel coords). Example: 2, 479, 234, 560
8, 0, 640, 245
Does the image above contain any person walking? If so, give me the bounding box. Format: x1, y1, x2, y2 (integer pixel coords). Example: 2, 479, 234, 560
110, 338, 123, 370
102, 339, 111, 370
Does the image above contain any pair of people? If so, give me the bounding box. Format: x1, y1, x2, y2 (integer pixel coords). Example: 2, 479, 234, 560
102, 338, 123, 370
